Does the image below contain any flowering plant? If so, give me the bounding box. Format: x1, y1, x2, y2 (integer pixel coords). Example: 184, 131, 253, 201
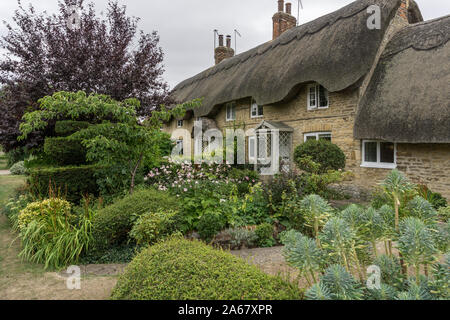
145, 159, 257, 194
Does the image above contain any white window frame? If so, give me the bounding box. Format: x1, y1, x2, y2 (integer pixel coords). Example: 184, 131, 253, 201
304, 132, 332, 142
250, 101, 264, 119
226, 102, 236, 121
177, 120, 184, 128
307, 84, 329, 110
248, 136, 256, 162
361, 140, 397, 169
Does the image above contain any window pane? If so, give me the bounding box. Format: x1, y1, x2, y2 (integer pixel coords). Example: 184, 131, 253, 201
176, 140, 183, 155
306, 135, 317, 141
380, 142, 395, 163
258, 105, 264, 116
251, 103, 257, 117
319, 86, 328, 107
318, 133, 331, 141
364, 142, 378, 163
309, 86, 316, 107
249, 137, 255, 158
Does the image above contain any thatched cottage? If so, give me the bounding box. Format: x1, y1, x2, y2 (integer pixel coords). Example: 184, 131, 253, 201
164, 0, 450, 199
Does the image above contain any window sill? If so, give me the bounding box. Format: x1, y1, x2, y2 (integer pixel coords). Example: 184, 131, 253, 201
361, 163, 397, 169
251, 116, 264, 119
226, 119, 236, 122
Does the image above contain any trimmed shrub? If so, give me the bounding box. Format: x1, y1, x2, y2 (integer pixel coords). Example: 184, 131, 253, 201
91, 188, 180, 249
28, 165, 99, 203
54, 120, 90, 137
10, 161, 26, 175
43, 137, 87, 166
129, 210, 183, 245
294, 140, 346, 173
197, 212, 226, 243
255, 223, 276, 247
110, 237, 303, 300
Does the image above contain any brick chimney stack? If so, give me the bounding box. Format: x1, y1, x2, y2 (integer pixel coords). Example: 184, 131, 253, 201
215, 34, 235, 65
273, 1, 297, 40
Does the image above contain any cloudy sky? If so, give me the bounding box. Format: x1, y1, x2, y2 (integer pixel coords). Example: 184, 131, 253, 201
1, 0, 449, 89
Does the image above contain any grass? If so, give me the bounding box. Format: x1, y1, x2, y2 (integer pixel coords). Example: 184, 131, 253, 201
0, 152, 8, 170
0, 173, 118, 299
0, 175, 26, 204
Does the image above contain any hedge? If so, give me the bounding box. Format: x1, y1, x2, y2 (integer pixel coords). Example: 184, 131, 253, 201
111, 237, 304, 300
28, 165, 99, 203
43, 137, 87, 166
54, 120, 90, 137
91, 188, 180, 249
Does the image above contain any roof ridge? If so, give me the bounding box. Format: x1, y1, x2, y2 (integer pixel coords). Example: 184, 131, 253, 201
381, 14, 450, 59
173, 0, 394, 92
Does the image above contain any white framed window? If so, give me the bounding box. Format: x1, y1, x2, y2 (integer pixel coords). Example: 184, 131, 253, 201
248, 136, 256, 162
251, 100, 264, 118
177, 120, 184, 128
176, 139, 184, 155
304, 132, 332, 142
226, 102, 236, 121
307, 84, 329, 110
361, 140, 397, 169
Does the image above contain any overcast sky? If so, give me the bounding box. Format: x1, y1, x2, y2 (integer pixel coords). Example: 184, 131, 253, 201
1, 0, 449, 89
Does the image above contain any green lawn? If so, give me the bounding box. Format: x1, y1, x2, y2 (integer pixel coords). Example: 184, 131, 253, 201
0, 152, 8, 170
0, 175, 26, 204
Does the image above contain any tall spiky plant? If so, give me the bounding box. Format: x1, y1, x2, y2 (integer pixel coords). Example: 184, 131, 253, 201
280, 230, 324, 285
320, 217, 365, 281
378, 205, 395, 256
381, 170, 415, 273
398, 217, 437, 284
359, 207, 384, 257
309, 265, 364, 300
299, 195, 332, 247
381, 170, 415, 232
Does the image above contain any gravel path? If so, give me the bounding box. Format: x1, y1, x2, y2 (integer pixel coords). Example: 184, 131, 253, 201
0, 170, 10, 176
230, 246, 302, 284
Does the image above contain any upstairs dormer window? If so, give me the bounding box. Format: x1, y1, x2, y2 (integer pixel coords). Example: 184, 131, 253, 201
177, 120, 184, 128
251, 100, 264, 118
308, 84, 329, 110
226, 102, 236, 121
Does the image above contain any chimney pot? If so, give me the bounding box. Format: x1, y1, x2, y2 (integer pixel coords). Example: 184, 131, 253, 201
278, 0, 284, 12
286, 3, 292, 15
218, 34, 224, 47
226, 35, 232, 48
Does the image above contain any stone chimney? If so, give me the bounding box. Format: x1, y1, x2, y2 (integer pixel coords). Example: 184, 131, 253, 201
215, 34, 235, 65
273, 1, 297, 40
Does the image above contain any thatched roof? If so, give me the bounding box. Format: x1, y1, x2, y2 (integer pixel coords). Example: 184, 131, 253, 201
171, 0, 410, 117
355, 15, 450, 143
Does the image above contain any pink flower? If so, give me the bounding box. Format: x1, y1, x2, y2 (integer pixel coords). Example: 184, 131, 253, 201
184, 188, 188, 192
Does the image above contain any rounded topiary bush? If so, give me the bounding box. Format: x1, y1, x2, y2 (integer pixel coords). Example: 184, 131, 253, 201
10, 161, 26, 175
111, 237, 303, 300
294, 139, 346, 173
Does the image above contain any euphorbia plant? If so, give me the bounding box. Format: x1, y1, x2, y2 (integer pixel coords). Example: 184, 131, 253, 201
359, 207, 384, 257
398, 217, 437, 284
381, 170, 415, 273
280, 230, 324, 286
299, 194, 332, 247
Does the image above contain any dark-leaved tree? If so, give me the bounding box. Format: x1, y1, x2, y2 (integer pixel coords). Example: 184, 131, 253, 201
0, 0, 171, 152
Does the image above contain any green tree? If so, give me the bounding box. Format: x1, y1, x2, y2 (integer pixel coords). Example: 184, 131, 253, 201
19, 91, 201, 195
